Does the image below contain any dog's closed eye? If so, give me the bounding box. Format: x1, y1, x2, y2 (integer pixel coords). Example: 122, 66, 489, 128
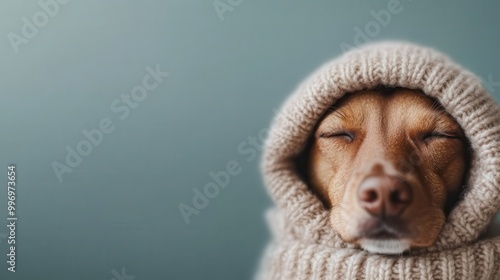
318, 131, 355, 142
420, 131, 461, 143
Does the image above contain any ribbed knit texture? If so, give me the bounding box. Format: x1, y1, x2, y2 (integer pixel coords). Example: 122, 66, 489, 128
257, 42, 500, 280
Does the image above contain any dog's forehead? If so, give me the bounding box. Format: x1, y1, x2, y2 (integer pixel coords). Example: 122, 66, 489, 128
323, 89, 448, 120
389, 89, 444, 112
315, 89, 463, 137
339, 89, 437, 109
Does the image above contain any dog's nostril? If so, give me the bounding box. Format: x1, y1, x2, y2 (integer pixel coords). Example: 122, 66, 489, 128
389, 191, 410, 206
361, 189, 378, 203
390, 189, 409, 204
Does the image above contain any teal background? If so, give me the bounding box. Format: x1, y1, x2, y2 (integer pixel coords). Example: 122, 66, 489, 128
0, 1, 499, 279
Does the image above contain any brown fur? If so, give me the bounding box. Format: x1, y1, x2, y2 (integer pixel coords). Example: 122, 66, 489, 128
307, 88, 469, 249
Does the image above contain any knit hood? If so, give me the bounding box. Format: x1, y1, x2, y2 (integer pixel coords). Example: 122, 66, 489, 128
257, 42, 500, 279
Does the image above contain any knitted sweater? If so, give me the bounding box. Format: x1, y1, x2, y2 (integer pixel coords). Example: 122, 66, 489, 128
256, 42, 500, 279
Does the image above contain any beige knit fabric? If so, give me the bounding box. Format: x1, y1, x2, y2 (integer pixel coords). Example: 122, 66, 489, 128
257, 42, 500, 280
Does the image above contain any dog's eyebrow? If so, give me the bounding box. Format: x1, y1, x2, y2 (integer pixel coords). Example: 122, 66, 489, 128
324, 107, 367, 128
330, 108, 348, 121
419, 108, 464, 137
434, 115, 462, 132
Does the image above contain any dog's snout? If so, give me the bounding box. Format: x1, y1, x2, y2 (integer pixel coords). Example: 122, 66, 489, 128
358, 176, 412, 217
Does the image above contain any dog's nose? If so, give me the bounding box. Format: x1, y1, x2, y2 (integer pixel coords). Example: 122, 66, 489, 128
358, 176, 412, 217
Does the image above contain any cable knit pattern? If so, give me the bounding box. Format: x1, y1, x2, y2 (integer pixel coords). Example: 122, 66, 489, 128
256, 42, 500, 279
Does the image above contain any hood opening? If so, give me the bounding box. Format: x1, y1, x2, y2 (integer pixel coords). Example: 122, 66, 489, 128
293, 85, 474, 217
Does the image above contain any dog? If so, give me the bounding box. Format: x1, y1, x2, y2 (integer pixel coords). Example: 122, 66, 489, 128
306, 88, 470, 254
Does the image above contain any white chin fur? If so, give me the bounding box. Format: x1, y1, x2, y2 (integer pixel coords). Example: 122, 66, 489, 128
360, 239, 410, 254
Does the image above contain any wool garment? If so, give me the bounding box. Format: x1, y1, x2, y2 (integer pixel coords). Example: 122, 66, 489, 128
256, 42, 500, 280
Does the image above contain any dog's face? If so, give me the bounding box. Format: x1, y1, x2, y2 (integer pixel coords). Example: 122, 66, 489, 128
308, 89, 469, 254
